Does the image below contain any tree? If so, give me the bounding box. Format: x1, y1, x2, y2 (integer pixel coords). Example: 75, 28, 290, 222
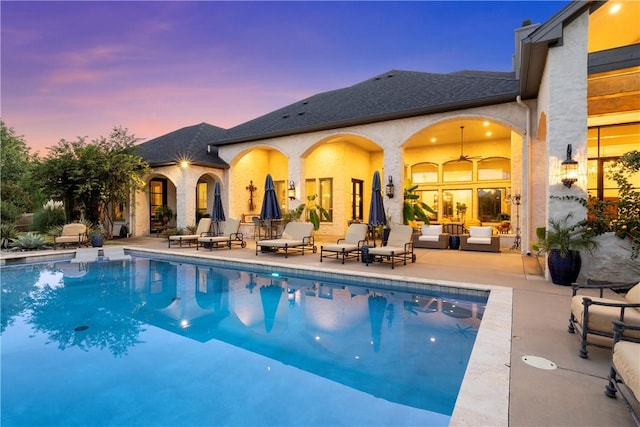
34, 126, 150, 238
0, 120, 44, 222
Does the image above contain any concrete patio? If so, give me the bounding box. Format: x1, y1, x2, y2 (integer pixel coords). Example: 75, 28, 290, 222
1, 235, 636, 427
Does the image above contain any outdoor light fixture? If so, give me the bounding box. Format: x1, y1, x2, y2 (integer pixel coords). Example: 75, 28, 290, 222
288, 181, 296, 200
561, 144, 578, 188
386, 176, 395, 198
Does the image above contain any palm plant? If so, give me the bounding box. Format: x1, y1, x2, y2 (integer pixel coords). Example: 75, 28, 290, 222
403, 182, 435, 225
533, 214, 598, 257
282, 194, 330, 230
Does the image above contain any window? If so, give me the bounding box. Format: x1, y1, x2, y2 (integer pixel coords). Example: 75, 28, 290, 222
417, 190, 438, 221
587, 123, 640, 201
443, 161, 472, 182
274, 180, 287, 210
319, 178, 333, 222
412, 162, 439, 183
113, 202, 125, 221
477, 188, 506, 222
442, 189, 472, 221
478, 157, 510, 180
196, 180, 208, 217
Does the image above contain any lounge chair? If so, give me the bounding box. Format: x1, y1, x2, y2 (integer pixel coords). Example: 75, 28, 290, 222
320, 223, 369, 264
168, 218, 212, 248
69, 247, 99, 263
103, 246, 132, 261
366, 225, 416, 269
459, 226, 500, 252
412, 224, 449, 249
54, 223, 88, 249
255, 222, 315, 258
605, 320, 640, 425
568, 280, 640, 358
197, 218, 246, 250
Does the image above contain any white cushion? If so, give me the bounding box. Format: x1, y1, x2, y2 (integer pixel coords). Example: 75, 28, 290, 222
469, 226, 492, 238
418, 235, 440, 242
467, 237, 492, 245
421, 224, 442, 236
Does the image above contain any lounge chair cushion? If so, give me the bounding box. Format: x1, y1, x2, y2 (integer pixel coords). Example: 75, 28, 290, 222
467, 226, 493, 245
570, 293, 640, 340
169, 218, 212, 242
613, 340, 640, 399
369, 225, 413, 256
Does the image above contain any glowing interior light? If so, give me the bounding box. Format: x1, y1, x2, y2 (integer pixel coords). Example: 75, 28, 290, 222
430, 137, 436, 143
610, 3, 621, 14
180, 160, 189, 168
483, 121, 490, 126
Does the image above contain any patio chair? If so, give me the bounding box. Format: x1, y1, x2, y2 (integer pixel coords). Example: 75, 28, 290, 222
366, 225, 416, 269
412, 224, 449, 249
320, 223, 369, 264
255, 222, 315, 258
459, 226, 500, 252
568, 280, 640, 358
103, 246, 132, 261
54, 223, 88, 249
605, 320, 640, 425
197, 218, 246, 250
168, 218, 212, 248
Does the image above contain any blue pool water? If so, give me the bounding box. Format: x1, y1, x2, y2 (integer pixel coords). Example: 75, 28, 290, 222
1, 256, 486, 426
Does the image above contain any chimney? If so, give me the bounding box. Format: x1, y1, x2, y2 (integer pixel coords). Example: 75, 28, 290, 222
512, 19, 541, 76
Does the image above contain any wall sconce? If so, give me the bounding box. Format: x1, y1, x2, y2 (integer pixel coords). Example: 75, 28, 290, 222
385, 176, 395, 198
561, 144, 578, 188
288, 181, 296, 200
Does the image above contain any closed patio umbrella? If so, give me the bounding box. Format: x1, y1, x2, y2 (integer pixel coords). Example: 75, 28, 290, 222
260, 174, 282, 238
260, 284, 283, 333
368, 294, 387, 353
212, 181, 226, 235
368, 170, 387, 246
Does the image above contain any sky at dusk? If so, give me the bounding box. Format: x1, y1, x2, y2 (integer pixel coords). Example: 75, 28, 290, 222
1, 1, 569, 154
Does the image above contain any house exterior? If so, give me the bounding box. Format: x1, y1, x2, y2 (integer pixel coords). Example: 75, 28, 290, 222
132, 1, 639, 262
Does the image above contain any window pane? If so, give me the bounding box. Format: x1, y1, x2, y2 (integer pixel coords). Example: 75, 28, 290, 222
417, 190, 438, 221
599, 123, 640, 157
197, 181, 208, 215
319, 178, 333, 222
442, 189, 472, 221
412, 162, 438, 183
478, 188, 504, 222
443, 161, 472, 182
478, 158, 510, 180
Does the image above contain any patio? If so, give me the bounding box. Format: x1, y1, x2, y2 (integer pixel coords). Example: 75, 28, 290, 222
1, 236, 636, 427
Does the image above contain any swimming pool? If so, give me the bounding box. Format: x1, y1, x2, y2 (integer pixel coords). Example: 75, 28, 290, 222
1, 255, 490, 426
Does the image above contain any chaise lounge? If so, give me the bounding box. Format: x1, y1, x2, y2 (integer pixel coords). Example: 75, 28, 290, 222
459, 226, 500, 252
54, 223, 88, 249
568, 280, 640, 358
256, 222, 316, 258
320, 223, 368, 264
366, 225, 416, 269
197, 218, 246, 250
605, 320, 640, 425
168, 218, 212, 248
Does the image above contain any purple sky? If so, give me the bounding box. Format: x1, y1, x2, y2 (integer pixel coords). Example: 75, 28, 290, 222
2, 1, 568, 154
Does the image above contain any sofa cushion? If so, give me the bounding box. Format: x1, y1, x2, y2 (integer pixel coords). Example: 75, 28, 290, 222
469, 226, 492, 238
467, 237, 492, 245
421, 224, 442, 236
418, 235, 440, 242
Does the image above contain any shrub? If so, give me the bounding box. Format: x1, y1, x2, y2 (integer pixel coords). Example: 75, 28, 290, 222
32, 200, 66, 233
11, 232, 50, 251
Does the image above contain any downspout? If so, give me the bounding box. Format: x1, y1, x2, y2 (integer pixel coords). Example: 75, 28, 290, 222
516, 95, 531, 255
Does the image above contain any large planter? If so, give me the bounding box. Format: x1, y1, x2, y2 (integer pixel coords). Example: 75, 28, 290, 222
91, 234, 104, 248
548, 249, 581, 286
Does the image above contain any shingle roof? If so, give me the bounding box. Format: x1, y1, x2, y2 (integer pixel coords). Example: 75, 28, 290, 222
214, 69, 518, 145
136, 122, 229, 168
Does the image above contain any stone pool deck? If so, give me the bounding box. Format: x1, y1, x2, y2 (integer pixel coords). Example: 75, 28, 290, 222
1, 236, 636, 427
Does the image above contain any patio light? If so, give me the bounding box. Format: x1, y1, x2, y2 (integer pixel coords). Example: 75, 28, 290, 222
561, 144, 578, 188
386, 176, 395, 198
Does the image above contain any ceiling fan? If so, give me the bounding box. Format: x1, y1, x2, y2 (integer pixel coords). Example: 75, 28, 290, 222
452, 125, 481, 162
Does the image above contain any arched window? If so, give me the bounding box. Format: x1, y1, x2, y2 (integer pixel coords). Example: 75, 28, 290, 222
443, 160, 472, 182
478, 157, 510, 180
412, 162, 439, 183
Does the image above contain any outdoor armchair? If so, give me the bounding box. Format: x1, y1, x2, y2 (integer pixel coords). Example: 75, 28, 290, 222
366, 225, 416, 269
255, 222, 315, 258
412, 224, 449, 249
459, 226, 500, 252
197, 218, 246, 250
54, 223, 88, 249
568, 280, 640, 358
605, 320, 640, 425
320, 223, 368, 264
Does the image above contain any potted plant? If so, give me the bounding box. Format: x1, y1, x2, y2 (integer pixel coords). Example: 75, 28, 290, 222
403, 181, 435, 225
533, 213, 599, 285
283, 194, 330, 231
155, 205, 174, 226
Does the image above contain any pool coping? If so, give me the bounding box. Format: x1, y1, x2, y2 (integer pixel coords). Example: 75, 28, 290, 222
1, 247, 511, 426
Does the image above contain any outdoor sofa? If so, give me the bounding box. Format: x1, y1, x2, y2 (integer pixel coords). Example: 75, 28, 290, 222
568, 280, 640, 358
459, 226, 500, 252
255, 222, 316, 258
412, 224, 449, 249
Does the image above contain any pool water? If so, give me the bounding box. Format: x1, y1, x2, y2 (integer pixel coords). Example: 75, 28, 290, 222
1, 257, 486, 426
